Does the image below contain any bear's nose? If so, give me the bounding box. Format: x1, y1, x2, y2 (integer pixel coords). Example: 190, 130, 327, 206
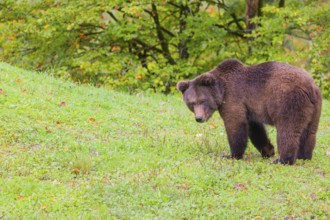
195, 116, 203, 123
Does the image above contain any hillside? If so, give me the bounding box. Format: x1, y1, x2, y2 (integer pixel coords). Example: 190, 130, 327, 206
0, 63, 329, 219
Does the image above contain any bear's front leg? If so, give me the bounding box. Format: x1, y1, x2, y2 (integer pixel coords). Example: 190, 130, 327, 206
224, 120, 248, 159
248, 121, 274, 158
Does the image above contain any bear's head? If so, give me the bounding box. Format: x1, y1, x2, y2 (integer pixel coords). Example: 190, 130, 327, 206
177, 73, 224, 123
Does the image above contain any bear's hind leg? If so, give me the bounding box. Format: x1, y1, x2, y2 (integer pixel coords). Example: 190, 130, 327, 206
276, 132, 299, 165
297, 127, 316, 160
276, 125, 305, 165
274, 90, 315, 165
248, 121, 274, 158
297, 106, 321, 160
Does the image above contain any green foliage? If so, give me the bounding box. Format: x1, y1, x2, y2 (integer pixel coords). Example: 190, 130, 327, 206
0, 0, 244, 93
247, 1, 330, 98
1, 63, 330, 218
0, 0, 329, 96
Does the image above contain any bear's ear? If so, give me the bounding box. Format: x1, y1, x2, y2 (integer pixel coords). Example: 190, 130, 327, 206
197, 74, 216, 87
177, 81, 190, 94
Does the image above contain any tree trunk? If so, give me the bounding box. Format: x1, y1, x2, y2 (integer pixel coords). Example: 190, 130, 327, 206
178, 4, 189, 60
245, 0, 263, 33
245, 0, 263, 55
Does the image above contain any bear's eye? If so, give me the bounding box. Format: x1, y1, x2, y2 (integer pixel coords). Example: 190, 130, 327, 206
187, 103, 195, 110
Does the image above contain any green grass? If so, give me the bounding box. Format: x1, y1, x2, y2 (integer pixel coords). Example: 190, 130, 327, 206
0, 63, 329, 219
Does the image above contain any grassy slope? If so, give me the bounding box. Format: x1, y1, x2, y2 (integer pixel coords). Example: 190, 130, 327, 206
0, 63, 329, 219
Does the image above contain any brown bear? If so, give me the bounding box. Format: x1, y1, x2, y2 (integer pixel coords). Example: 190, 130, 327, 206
177, 59, 322, 165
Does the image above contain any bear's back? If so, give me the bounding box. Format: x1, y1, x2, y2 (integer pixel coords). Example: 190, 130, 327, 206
243, 61, 316, 95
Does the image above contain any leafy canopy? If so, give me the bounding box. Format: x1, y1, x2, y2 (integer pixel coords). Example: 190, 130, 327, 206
0, 0, 329, 97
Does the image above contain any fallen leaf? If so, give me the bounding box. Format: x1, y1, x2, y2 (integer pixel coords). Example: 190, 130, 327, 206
178, 183, 189, 190
88, 118, 96, 122
234, 182, 248, 190
67, 181, 79, 187
78, 32, 86, 39
310, 193, 317, 200
71, 168, 80, 174
101, 177, 110, 184
8, 35, 16, 40
135, 74, 142, 80
58, 101, 66, 107
207, 5, 217, 17
45, 127, 52, 133
321, 205, 328, 212
21, 88, 27, 93
111, 46, 121, 51
0, 89, 6, 96
15, 78, 23, 84
285, 214, 296, 220
17, 195, 24, 200
55, 121, 61, 125
41, 205, 47, 210
209, 123, 219, 129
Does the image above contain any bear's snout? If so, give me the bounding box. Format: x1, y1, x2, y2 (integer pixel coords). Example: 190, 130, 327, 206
194, 105, 207, 123
195, 116, 204, 123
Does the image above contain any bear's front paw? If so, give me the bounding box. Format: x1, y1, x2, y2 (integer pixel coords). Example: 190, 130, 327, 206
273, 158, 295, 165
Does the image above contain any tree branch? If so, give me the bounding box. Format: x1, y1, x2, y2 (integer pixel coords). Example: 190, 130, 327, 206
107, 11, 119, 23
215, 24, 246, 38
79, 23, 105, 30
229, 13, 245, 31
150, 3, 176, 64
131, 39, 163, 54
161, 27, 176, 37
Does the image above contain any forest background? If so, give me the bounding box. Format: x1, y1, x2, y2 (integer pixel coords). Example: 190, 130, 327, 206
0, 0, 329, 97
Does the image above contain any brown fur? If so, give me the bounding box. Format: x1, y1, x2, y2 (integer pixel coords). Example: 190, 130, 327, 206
177, 59, 322, 165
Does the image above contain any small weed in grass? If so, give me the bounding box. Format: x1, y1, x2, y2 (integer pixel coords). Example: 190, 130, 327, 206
71, 153, 93, 175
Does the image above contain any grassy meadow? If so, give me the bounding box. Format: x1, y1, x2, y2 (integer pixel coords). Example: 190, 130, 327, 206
0, 63, 329, 219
